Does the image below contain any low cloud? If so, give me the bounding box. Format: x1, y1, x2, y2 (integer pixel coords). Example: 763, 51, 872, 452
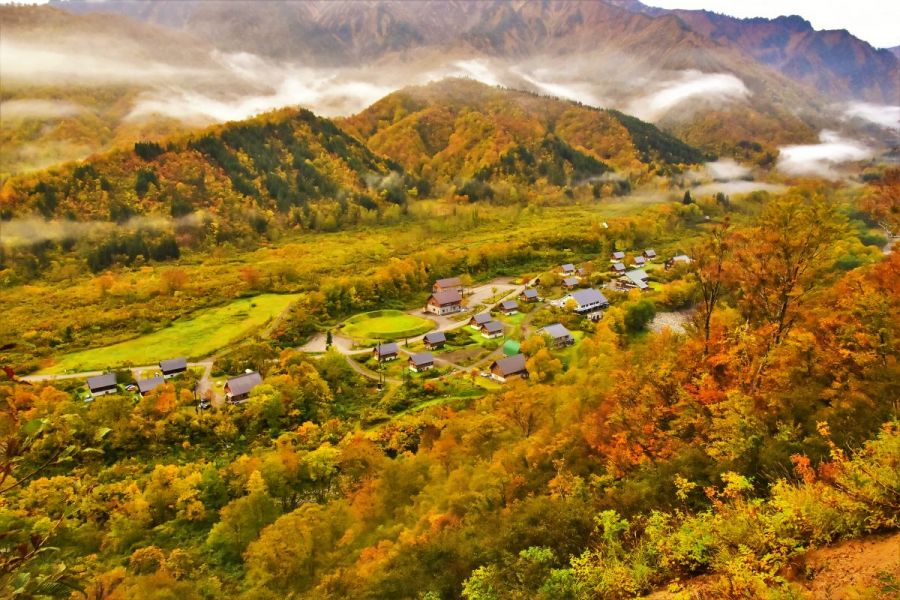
704, 159, 751, 181
0, 99, 85, 121
1, 212, 206, 248
778, 130, 873, 178
626, 70, 750, 121
842, 101, 900, 131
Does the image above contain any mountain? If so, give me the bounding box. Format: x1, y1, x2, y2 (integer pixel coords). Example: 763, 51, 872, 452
642, 9, 899, 104
340, 79, 707, 194
890, 46, 900, 59
0, 5, 225, 178
1, 106, 400, 241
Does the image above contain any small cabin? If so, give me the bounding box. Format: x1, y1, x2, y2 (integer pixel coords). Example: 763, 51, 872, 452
611, 251, 626, 262
87, 373, 117, 397
469, 312, 492, 328
136, 376, 165, 396
665, 255, 692, 270
611, 262, 626, 273
539, 323, 575, 348
520, 288, 539, 302
643, 249, 657, 260
558, 263, 576, 275
498, 300, 519, 315
433, 277, 463, 295
480, 320, 504, 339
408, 352, 435, 372
374, 342, 399, 362
423, 331, 447, 350
159, 357, 187, 378
562, 277, 580, 289
225, 371, 262, 404
621, 269, 650, 291
490, 354, 528, 382
633, 256, 647, 267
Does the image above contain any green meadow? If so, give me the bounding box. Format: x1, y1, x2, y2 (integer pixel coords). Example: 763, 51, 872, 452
43, 294, 300, 373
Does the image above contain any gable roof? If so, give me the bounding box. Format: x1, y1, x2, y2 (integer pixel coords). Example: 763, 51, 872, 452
435, 277, 462, 288
424, 331, 446, 344
644, 249, 657, 257
560, 263, 575, 272
563, 277, 579, 286
522, 288, 539, 298
159, 357, 187, 372
612, 251, 625, 260
137, 376, 165, 394
624, 270, 649, 289
671, 254, 692, 263
409, 352, 434, 366
226, 371, 262, 397
570, 288, 608, 307
481, 320, 504, 334
471, 312, 492, 325
430, 289, 462, 305
87, 373, 116, 391
540, 323, 572, 339
612, 262, 626, 271
500, 300, 519, 310
375, 342, 399, 356
633, 256, 646, 264
492, 354, 527, 376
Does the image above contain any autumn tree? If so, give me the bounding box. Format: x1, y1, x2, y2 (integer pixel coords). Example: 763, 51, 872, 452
691, 218, 732, 355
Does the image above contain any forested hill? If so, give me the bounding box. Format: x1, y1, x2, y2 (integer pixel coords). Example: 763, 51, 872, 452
1, 107, 404, 228
3, 80, 708, 226
340, 79, 708, 193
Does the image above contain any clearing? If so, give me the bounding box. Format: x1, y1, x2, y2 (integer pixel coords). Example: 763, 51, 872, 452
42, 294, 300, 373
342, 310, 435, 340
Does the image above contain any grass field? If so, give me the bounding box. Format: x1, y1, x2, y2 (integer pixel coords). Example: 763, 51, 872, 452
42, 294, 300, 373
342, 310, 435, 340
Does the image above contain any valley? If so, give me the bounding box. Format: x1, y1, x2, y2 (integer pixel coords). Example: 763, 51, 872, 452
0, 2, 897, 599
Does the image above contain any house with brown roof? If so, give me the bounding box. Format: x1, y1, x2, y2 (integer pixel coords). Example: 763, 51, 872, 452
490, 354, 528, 382
433, 277, 462, 294
426, 289, 462, 315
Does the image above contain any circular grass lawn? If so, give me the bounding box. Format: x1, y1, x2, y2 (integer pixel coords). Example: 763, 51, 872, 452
341, 310, 436, 340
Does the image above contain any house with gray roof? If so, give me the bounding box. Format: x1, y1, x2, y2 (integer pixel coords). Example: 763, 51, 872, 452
408, 352, 435, 372
520, 288, 540, 302
539, 323, 575, 348
137, 376, 165, 396
562, 277, 580, 289
490, 354, 528, 382
159, 357, 187, 378
499, 300, 519, 315
374, 342, 399, 362
480, 320, 504, 339
665, 255, 692, 270
87, 373, 117, 397
621, 269, 650, 290
225, 371, 262, 404
564, 288, 610, 313
559, 263, 576, 275
469, 312, 492, 328
424, 331, 446, 349
611, 251, 626, 261
643, 249, 657, 259
633, 256, 647, 267
612, 262, 626, 273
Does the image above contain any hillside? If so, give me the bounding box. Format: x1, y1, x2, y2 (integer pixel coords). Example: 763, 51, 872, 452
1, 107, 403, 268
340, 79, 708, 195
0, 5, 225, 177
656, 11, 899, 104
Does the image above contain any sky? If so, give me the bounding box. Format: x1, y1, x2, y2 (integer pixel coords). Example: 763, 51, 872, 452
645, 0, 900, 48
1, 0, 898, 48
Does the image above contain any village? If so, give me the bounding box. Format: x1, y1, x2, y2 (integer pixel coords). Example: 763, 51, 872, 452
26, 248, 693, 407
